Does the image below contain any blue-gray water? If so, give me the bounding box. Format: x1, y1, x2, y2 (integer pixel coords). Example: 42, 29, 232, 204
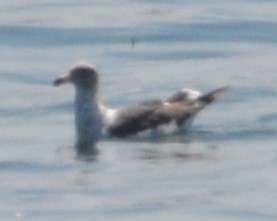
1, 1, 277, 220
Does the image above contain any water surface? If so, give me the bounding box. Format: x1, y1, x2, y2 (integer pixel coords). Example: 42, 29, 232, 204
0, 1, 277, 220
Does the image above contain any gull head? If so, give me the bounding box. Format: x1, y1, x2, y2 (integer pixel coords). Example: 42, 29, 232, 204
54, 62, 98, 89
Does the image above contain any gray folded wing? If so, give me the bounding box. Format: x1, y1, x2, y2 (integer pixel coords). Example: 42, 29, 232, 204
107, 102, 197, 137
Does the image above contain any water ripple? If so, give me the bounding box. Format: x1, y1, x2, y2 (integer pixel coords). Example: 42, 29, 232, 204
0, 72, 51, 85
0, 160, 71, 173
206, 208, 277, 220
0, 20, 276, 47
112, 50, 235, 61
258, 113, 277, 123
0, 102, 72, 118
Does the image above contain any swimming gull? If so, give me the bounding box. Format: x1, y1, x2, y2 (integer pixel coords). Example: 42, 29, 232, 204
53, 62, 229, 146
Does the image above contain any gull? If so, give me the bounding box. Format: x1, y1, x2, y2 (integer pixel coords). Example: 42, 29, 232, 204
54, 62, 229, 149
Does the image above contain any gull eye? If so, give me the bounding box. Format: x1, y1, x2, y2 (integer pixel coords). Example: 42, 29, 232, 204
78, 70, 90, 79
71, 68, 91, 81
70, 65, 98, 87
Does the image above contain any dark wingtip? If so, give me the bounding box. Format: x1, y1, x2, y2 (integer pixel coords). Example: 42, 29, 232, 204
214, 85, 231, 100
199, 85, 231, 104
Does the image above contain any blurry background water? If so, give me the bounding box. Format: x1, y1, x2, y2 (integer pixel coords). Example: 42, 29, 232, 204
0, 0, 277, 220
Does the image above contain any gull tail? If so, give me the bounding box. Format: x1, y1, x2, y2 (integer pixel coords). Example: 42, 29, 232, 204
198, 86, 230, 107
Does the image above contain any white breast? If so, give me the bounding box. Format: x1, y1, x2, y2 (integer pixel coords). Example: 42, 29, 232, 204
98, 103, 119, 135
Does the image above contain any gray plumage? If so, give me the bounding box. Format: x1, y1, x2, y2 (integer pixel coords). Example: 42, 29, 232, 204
107, 86, 229, 137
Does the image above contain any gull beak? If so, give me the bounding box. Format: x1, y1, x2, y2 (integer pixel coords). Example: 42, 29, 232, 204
53, 74, 71, 86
